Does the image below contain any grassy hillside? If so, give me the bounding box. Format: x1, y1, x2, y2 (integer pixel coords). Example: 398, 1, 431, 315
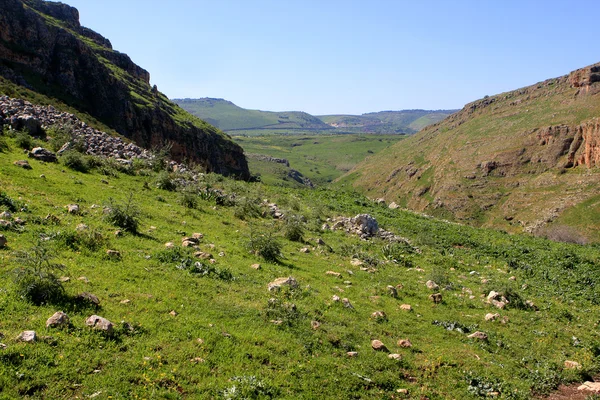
0, 130, 599, 398
174, 98, 333, 134
347, 62, 600, 242
318, 110, 457, 134
236, 134, 405, 186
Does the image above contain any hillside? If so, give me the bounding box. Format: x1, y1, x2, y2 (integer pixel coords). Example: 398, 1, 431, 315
346, 62, 600, 242
0, 0, 249, 178
318, 109, 457, 134
0, 128, 599, 398
174, 98, 333, 134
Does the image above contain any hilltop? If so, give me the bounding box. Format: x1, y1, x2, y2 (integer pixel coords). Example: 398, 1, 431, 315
346, 62, 600, 242
174, 98, 455, 136
0, 0, 249, 178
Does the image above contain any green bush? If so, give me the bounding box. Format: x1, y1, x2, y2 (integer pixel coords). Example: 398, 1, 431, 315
284, 215, 304, 242
61, 150, 90, 172
12, 244, 65, 305
248, 231, 283, 263
179, 190, 198, 209
0, 191, 22, 212
14, 130, 34, 149
234, 197, 262, 220
154, 171, 177, 191
104, 194, 141, 233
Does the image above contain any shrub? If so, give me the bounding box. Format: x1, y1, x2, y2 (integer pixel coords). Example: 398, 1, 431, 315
12, 243, 65, 305
0, 191, 22, 212
104, 193, 141, 233
179, 190, 198, 209
46, 123, 83, 152
0, 135, 8, 152
154, 171, 177, 191
14, 130, 34, 149
234, 197, 262, 220
541, 225, 588, 245
248, 231, 283, 263
61, 150, 90, 172
284, 215, 304, 242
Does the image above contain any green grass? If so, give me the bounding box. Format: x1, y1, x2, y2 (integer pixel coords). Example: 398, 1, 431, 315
236, 134, 405, 186
0, 134, 599, 398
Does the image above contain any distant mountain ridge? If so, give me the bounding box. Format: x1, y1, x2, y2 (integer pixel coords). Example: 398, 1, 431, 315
346, 62, 600, 241
0, 0, 249, 178
174, 98, 455, 135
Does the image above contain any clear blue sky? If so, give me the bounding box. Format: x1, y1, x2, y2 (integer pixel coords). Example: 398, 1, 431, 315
65, 0, 599, 115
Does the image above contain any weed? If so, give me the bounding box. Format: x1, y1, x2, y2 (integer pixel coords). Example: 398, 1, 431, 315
14, 130, 34, 149
0, 191, 23, 212
222, 376, 278, 399
154, 171, 176, 191
60, 150, 90, 172
264, 297, 301, 326
12, 243, 65, 305
247, 230, 282, 263
234, 197, 263, 220
104, 193, 141, 233
178, 190, 198, 209
284, 215, 304, 242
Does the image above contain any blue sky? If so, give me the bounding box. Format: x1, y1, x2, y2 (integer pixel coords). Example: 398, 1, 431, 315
65, 0, 599, 115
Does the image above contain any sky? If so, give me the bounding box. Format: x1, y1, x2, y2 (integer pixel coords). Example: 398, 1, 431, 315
64, 0, 600, 115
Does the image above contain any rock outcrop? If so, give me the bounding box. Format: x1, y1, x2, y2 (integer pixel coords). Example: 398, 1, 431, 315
0, 0, 249, 178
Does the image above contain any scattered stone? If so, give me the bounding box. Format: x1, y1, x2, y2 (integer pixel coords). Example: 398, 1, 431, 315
485, 313, 500, 322
317, 238, 326, 245
371, 340, 388, 352
509, 276, 516, 281
85, 315, 114, 333
564, 360, 582, 370
387, 285, 398, 298
400, 304, 412, 311
268, 277, 299, 291
218, 252, 225, 257
194, 251, 213, 259
0, 343, 6, 350
120, 299, 131, 305
58, 276, 70, 282
29, 147, 57, 162
190, 357, 205, 364
169, 310, 178, 317
371, 311, 386, 320
16, 330, 36, 342
270, 320, 283, 325
182, 236, 199, 245
0, 234, 6, 249
350, 259, 363, 267
76, 292, 100, 305
342, 298, 354, 309
396, 389, 409, 394
182, 240, 197, 248
347, 351, 358, 357
299, 247, 310, 253
192, 233, 204, 240
388, 353, 402, 360
311, 320, 321, 330
525, 300, 538, 310
46, 311, 69, 328
429, 293, 443, 304
577, 381, 600, 392
388, 202, 400, 209
114, 230, 122, 237
325, 271, 341, 278
67, 204, 80, 214
343, 281, 352, 285
0, 212, 11, 219
164, 242, 175, 249
397, 339, 412, 348
106, 249, 121, 259
75, 223, 88, 231
426, 280, 439, 290
487, 291, 509, 309
13, 160, 32, 169
468, 331, 488, 341
250, 263, 261, 270
77, 276, 90, 283
332, 295, 340, 302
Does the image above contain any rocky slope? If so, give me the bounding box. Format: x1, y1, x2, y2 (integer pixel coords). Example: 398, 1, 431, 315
0, 0, 249, 178
347, 62, 600, 240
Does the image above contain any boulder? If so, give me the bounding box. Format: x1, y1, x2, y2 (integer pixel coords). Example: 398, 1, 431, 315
371, 311, 386, 320
468, 331, 488, 341
387, 285, 398, 298
426, 280, 439, 290
388, 353, 402, 360
388, 202, 400, 209
484, 313, 500, 322
67, 204, 80, 214
400, 304, 412, 311
106, 249, 121, 259
371, 339, 388, 352
10, 115, 43, 136
16, 330, 36, 342
578, 382, 600, 392
267, 277, 299, 291
46, 311, 70, 328
347, 351, 358, 357
250, 263, 261, 270
351, 214, 379, 236
13, 160, 32, 169
76, 292, 100, 305
397, 339, 412, 348
429, 293, 443, 304
85, 315, 114, 333
29, 147, 57, 162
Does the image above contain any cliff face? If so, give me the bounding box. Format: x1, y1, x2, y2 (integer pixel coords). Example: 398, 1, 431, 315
0, 0, 249, 178
348, 62, 600, 239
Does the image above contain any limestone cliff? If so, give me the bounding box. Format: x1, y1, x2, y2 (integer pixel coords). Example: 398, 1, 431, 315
0, 0, 249, 178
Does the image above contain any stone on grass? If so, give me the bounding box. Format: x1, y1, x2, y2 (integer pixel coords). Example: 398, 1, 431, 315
429, 293, 443, 304
267, 277, 299, 291
371, 311, 386, 320
325, 271, 341, 278
311, 320, 321, 330
332, 295, 340, 302
485, 313, 500, 321
468, 331, 488, 341
194, 251, 213, 259
13, 160, 32, 169
299, 247, 310, 253
389, 202, 400, 209
169, 310, 178, 317
46, 311, 70, 328
0, 234, 6, 249
342, 298, 354, 309
58, 276, 70, 282
120, 299, 131, 305
164, 242, 175, 249
564, 360, 581, 370
400, 304, 412, 311
371, 339, 388, 352
76, 292, 100, 306
387, 285, 398, 298
350, 259, 363, 267
578, 382, 600, 392
426, 280, 439, 290
192, 232, 204, 240
67, 204, 80, 214
397, 339, 412, 348
29, 147, 57, 162
75, 223, 88, 231
106, 249, 121, 259
347, 351, 358, 357
85, 315, 113, 333
16, 330, 36, 342
182, 240, 197, 248
250, 263, 261, 270
388, 353, 402, 360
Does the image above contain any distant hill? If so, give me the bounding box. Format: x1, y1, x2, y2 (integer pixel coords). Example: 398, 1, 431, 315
173, 98, 333, 133
318, 109, 457, 134
0, 0, 248, 178
174, 98, 455, 135
345, 62, 600, 241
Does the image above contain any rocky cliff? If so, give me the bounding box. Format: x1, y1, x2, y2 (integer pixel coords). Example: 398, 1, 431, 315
0, 0, 249, 178
348, 62, 600, 240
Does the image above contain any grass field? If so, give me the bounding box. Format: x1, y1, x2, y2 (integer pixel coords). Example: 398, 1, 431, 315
0, 131, 599, 399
